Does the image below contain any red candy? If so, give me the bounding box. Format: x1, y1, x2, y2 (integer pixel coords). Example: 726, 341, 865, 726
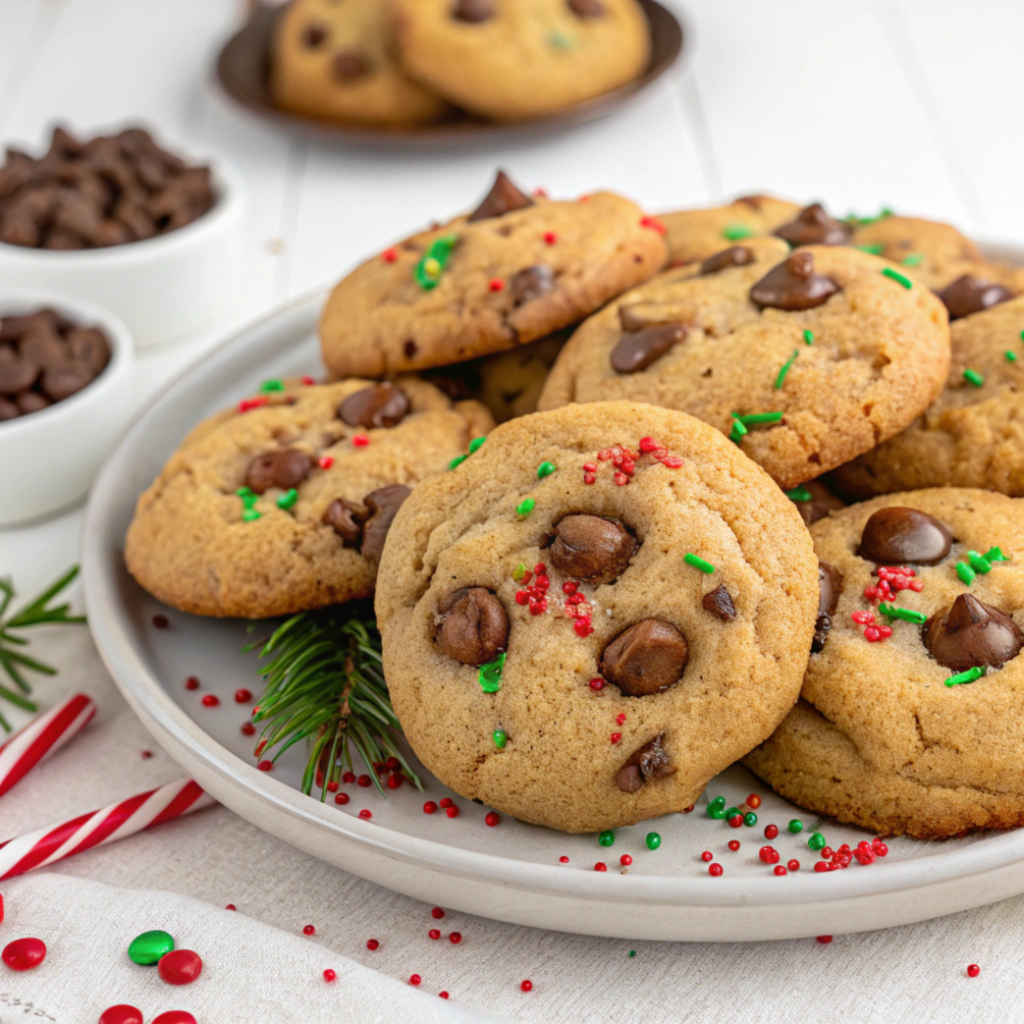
485, 812, 501, 827
764, 824, 779, 840
968, 964, 981, 978
382, 247, 398, 263
728, 840, 741, 852
241, 721, 256, 736
152, 1014, 197, 1024
185, 676, 200, 690
610, 733, 621, 744
701, 851, 713, 862
343, 771, 356, 783
411, 973, 423, 985
201, 694, 219, 707
544, 232, 557, 245
446, 805, 460, 818
594, 862, 607, 872
728, 815, 743, 829
620, 854, 633, 866
319, 455, 335, 470
432, 907, 446, 919
157, 949, 203, 986
774, 865, 787, 876
234, 688, 253, 703
335, 792, 350, 805
358, 774, 372, 787
521, 979, 534, 991
366, 938, 379, 950
423, 801, 438, 814
640, 215, 667, 235
788, 859, 800, 872
304, 924, 316, 936
817, 935, 833, 944
2, 937, 46, 971
358, 809, 372, 819
449, 932, 463, 944
99, 1007, 144, 1024
352, 434, 369, 447
429, 929, 441, 939
257, 759, 273, 771
709, 863, 724, 877
589, 677, 606, 691
746, 794, 762, 809
488, 279, 505, 292
759, 846, 780, 865
324, 968, 337, 982
440, 797, 453, 809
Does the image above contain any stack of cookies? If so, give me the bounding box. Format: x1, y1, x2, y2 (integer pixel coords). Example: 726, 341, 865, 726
268, 0, 652, 126
126, 173, 1024, 840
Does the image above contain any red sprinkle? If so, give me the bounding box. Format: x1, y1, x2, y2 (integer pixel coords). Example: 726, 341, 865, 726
559, 856, 569, 864
640, 215, 667, 235
319, 455, 335, 470
257, 759, 273, 771
788, 859, 800, 872
446, 805, 460, 818
241, 722, 256, 736
440, 797, 453, 809
615, 713, 627, 725
594, 862, 607, 872
589, 677, 607, 691
440, 992, 450, 1000
366, 938, 379, 950
1, 937, 46, 971
152, 615, 170, 629
387, 774, 404, 790
429, 929, 441, 940
324, 969, 337, 982
728, 840, 741, 852
610, 733, 621, 744
358, 809, 372, 820
701, 851, 714, 862
383, 248, 398, 263
352, 434, 370, 447
485, 812, 501, 827
488, 278, 505, 292
449, 932, 462, 944
816, 935, 833, 944
521, 979, 534, 992
967, 964, 981, 978
327, 781, 339, 792
774, 865, 788, 876
141, 750, 153, 760
225, 904, 236, 911
764, 824, 779, 840
728, 815, 743, 829
543, 231, 557, 245
304, 925, 316, 936
201, 694, 219, 707
709, 863, 724, 877
185, 676, 200, 690
99, 1007, 144, 1024
301, 376, 316, 386
620, 854, 633, 866
423, 801, 438, 814
234, 688, 253, 704
432, 907, 446, 920
410, 973, 422, 985
238, 396, 270, 414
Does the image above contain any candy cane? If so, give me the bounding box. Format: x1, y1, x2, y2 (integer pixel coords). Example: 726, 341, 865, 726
0, 693, 97, 798
0, 777, 215, 880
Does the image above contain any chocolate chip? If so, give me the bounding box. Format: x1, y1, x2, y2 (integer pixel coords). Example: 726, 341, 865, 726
468, 170, 534, 222
736, 194, 771, 210
773, 203, 853, 247
0, 348, 39, 394
812, 561, 842, 654
610, 324, 686, 374
20, 325, 68, 368
16, 391, 49, 415
338, 383, 410, 430
794, 479, 846, 527
244, 448, 312, 495
750, 252, 840, 311
935, 274, 1014, 321
922, 594, 1024, 673
549, 514, 637, 585
66, 327, 110, 374
323, 498, 367, 547
615, 734, 674, 793
360, 484, 411, 561
702, 585, 736, 622
331, 49, 372, 82
600, 620, 689, 697
858, 507, 952, 566
435, 587, 509, 665
511, 264, 555, 305
0, 397, 18, 420
451, 0, 495, 22
40, 363, 93, 402
700, 246, 754, 275
302, 22, 328, 47
568, 0, 605, 16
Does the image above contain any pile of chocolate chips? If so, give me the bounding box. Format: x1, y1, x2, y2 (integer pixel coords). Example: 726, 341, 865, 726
0, 126, 215, 250
0, 308, 111, 421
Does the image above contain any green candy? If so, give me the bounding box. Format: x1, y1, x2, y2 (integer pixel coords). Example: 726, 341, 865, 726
277, 488, 298, 511
788, 819, 803, 834
708, 807, 727, 820
724, 806, 741, 821
645, 832, 661, 851
492, 729, 508, 749
128, 929, 175, 966
478, 652, 506, 693
598, 830, 615, 848
807, 831, 826, 851
537, 461, 557, 479
743, 812, 757, 827
516, 498, 535, 517
468, 436, 487, 454
708, 796, 725, 810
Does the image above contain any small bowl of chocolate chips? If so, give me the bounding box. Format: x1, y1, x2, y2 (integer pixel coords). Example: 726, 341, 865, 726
0, 125, 245, 348
0, 288, 133, 526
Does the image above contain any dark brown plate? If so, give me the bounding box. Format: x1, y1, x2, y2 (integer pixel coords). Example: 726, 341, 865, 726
214, 2, 687, 147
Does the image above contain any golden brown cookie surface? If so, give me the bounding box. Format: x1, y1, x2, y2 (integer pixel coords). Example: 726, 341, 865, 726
375, 400, 818, 833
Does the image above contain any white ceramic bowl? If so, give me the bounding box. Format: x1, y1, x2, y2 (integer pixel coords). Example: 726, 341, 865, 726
0, 288, 134, 527
0, 160, 246, 349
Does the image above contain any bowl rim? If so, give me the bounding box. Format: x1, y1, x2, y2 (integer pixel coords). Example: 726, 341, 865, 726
0, 286, 134, 440
0, 156, 246, 266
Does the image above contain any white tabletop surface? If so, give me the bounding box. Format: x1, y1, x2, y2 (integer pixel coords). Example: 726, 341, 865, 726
3, 2, 1024, 1021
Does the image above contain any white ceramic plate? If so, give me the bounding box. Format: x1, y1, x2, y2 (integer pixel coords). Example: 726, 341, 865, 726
82, 252, 1024, 942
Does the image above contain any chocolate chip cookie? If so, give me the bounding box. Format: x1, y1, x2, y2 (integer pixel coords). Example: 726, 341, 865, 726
374, 400, 819, 833
125, 378, 493, 618
538, 237, 952, 490
391, 0, 651, 122
745, 489, 1024, 839
319, 171, 668, 378
271, 0, 450, 127
833, 294, 1024, 499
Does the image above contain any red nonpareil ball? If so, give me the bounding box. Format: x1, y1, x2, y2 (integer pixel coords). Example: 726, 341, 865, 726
967, 964, 981, 978
304, 924, 316, 936
594, 862, 607, 872
225, 904, 236, 911
521, 979, 534, 992
788, 859, 800, 872
342, 771, 356, 783
2, 938, 46, 971
358, 809, 372, 820
559, 856, 569, 864
366, 938, 379, 950
99, 1007, 143, 1024
335, 792, 350, 805
816, 935, 833, 944
410, 973, 422, 985
439, 992, 450, 1000
745, 793, 762, 809
439, 797, 453, 809
157, 949, 203, 985
431, 907, 446, 920
357, 774, 372, 788
485, 812, 501, 827
449, 932, 462, 945
429, 929, 441, 940
423, 800, 438, 814
700, 851, 713, 862
774, 865, 787, 876
241, 722, 256, 736
708, 863, 723, 877
620, 854, 633, 866
764, 824, 779, 840
152, 1013, 198, 1024
324, 968, 337, 982
759, 846, 780, 865
728, 840, 741, 852
185, 676, 200, 690
234, 688, 253, 704
446, 805, 460, 819
201, 694, 219, 707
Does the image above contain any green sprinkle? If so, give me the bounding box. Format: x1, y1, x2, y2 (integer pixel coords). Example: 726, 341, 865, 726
963, 368, 985, 388
478, 652, 506, 694
547, 29, 574, 49
537, 461, 556, 479
1007, 351, 1018, 363
628, 950, 636, 958
878, 602, 927, 625
684, 553, 715, 574
857, 243, 884, 255
277, 488, 298, 511
729, 419, 748, 443
968, 550, 992, 574
516, 498, 536, 517
449, 454, 468, 470
468, 436, 487, 454
743, 811, 758, 827
724, 806, 741, 821
736, 411, 784, 426
786, 486, 812, 502
242, 509, 261, 522
807, 832, 826, 851
945, 666, 986, 687
645, 832, 661, 851
513, 562, 527, 582
708, 796, 726, 812
722, 223, 754, 241
774, 349, 800, 390
237, 487, 256, 500
259, 378, 285, 393
956, 562, 977, 586
708, 806, 727, 820
803, 330, 815, 346
493, 729, 508, 749
598, 830, 615, 848
902, 253, 924, 267
414, 234, 457, 291
984, 547, 1009, 563
787, 819, 804, 835
882, 267, 913, 290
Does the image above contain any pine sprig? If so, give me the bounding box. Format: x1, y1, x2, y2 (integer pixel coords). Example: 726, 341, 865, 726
245, 601, 420, 800
0, 565, 85, 732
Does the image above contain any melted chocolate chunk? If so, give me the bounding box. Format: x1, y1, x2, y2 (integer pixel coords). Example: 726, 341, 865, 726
750, 252, 839, 311
610, 324, 686, 374
323, 498, 367, 547
467, 170, 534, 222
244, 448, 312, 495
332, 50, 372, 83
568, 0, 605, 16
549, 514, 637, 585
794, 479, 846, 527
812, 561, 842, 654
302, 22, 328, 48
858, 507, 952, 566
338, 383, 410, 429
773, 203, 853, 247
436, 587, 509, 665
700, 246, 754, 275
702, 584, 737, 622
360, 484, 411, 561
923, 594, 1024, 673
616, 734, 675, 793
511, 264, 555, 305
935, 274, 1014, 321
452, 0, 495, 22
600, 620, 689, 697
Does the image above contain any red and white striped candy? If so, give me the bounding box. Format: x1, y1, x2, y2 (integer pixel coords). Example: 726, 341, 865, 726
0, 693, 97, 799
0, 777, 214, 880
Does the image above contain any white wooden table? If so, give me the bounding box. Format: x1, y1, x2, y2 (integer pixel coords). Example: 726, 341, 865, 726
2, 3, 1024, 1020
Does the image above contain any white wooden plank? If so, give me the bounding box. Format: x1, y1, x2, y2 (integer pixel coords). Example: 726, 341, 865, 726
683, 0, 973, 226
0, 0, 58, 129
889, 0, 1024, 241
